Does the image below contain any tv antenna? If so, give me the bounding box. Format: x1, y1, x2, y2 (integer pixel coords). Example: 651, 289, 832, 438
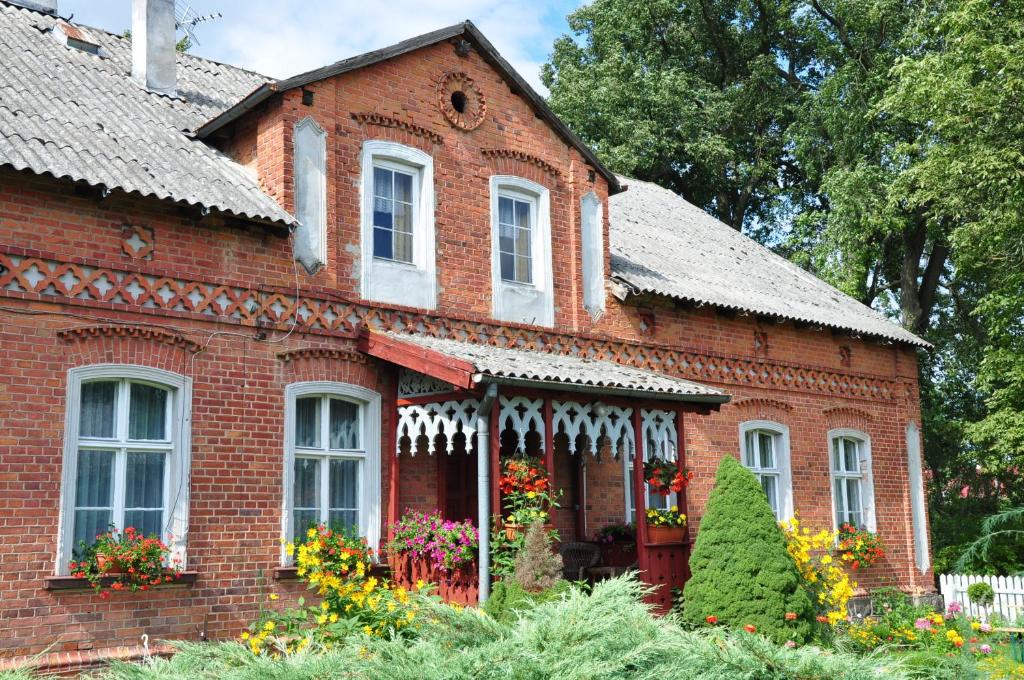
175, 1, 222, 47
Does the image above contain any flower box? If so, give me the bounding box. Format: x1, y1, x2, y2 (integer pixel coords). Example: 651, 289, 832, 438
647, 525, 686, 544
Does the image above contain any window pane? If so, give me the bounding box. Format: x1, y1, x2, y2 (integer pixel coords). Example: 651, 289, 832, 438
393, 230, 413, 264
393, 171, 413, 203
293, 509, 319, 539
498, 223, 515, 254
761, 475, 778, 516
74, 509, 112, 552
743, 431, 756, 467
393, 200, 411, 234
500, 252, 515, 281
329, 459, 359, 533
293, 457, 320, 511
498, 196, 514, 227
515, 223, 531, 257
647, 490, 669, 510
124, 510, 163, 539
373, 226, 393, 259
834, 478, 846, 524
373, 167, 393, 201
80, 381, 116, 438
846, 478, 862, 524
125, 452, 165, 516
758, 433, 775, 469
329, 400, 360, 449
844, 439, 859, 472
515, 255, 532, 284
295, 397, 320, 448
514, 199, 530, 229
76, 449, 113, 507
129, 383, 167, 440
832, 439, 842, 472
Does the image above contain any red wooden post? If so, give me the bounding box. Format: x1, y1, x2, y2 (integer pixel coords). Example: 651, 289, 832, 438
675, 408, 689, 541
575, 450, 586, 540
436, 447, 447, 517
631, 408, 648, 569
386, 369, 400, 543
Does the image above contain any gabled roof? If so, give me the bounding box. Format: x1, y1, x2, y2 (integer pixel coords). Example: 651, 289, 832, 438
0, 3, 294, 226
361, 331, 729, 404
195, 20, 623, 195
609, 177, 929, 348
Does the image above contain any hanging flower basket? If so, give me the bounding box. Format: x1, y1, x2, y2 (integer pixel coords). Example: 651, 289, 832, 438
644, 455, 693, 495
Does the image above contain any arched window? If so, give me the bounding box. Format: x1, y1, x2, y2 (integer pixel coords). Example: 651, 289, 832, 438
58, 365, 192, 573
283, 382, 381, 560
739, 421, 793, 520
828, 429, 876, 531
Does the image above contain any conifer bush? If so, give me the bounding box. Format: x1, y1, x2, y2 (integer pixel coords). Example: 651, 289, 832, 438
513, 520, 563, 592
682, 456, 814, 643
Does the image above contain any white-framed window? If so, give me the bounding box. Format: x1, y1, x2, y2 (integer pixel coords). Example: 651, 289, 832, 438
283, 382, 381, 561
739, 421, 793, 520
489, 175, 554, 327
829, 429, 876, 531
359, 141, 436, 310
580, 191, 605, 320
57, 365, 192, 573
293, 116, 327, 274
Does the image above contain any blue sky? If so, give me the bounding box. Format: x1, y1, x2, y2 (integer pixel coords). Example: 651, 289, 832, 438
59, 0, 584, 92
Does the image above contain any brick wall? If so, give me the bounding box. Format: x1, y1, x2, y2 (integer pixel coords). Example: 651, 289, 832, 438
0, 34, 929, 664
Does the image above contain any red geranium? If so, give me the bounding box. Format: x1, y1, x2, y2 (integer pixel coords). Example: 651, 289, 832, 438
744, 624, 757, 633
705, 615, 718, 624
643, 455, 694, 496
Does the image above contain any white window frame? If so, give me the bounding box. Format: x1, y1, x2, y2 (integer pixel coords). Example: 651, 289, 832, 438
581, 191, 605, 320
293, 116, 327, 273
828, 428, 876, 532
359, 141, 436, 310
739, 421, 793, 521
57, 365, 192, 574
282, 382, 381, 563
489, 175, 554, 327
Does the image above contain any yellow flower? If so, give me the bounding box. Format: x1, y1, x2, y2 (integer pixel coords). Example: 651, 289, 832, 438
263, 621, 275, 631
971, 621, 981, 631
406, 610, 416, 622
363, 625, 373, 635
820, 555, 832, 565
415, 579, 426, 591
240, 631, 250, 640
285, 543, 295, 556
268, 593, 279, 601
317, 614, 328, 625
321, 600, 329, 611
307, 527, 317, 539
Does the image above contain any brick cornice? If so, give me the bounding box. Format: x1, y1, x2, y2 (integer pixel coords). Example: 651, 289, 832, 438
481, 148, 561, 178
350, 112, 444, 145
277, 347, 368, 364
731, 397, 794, 412
0, 250, 901, 402
57, 324, 201, 353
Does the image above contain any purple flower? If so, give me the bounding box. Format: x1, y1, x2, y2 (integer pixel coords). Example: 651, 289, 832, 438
914, 618, 931, 630
947, 601, 962, 614
980, 644, 992, 654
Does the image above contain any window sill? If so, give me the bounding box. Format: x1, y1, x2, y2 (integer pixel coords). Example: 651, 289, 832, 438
45, 571, 198, 591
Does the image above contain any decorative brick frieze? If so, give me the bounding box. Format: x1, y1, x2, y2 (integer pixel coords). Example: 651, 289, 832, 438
350, 112, 444, 145
120, 225, 154, 260
57, 325, 201, 353
0, 250, 900, 402
481, 148, 561, 178
731, 397, 794, 412
276, 347, 368, 364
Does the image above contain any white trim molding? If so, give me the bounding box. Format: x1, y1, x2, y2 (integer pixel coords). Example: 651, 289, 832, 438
827, 428, 877, 532
580, 191, 605, 320
57, 364, 193, 574
282, 382, 382, 563
359, 140, 436, 310
906, 422, 930, 573
489, 175, 554, 327
739, 420, 794, 521
293, 116, 327, 274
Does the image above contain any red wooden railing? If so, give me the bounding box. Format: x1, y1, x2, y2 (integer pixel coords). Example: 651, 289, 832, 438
389, 552, 479, 607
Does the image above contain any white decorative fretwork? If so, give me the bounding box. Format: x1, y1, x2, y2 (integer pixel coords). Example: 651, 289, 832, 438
552, 401, 634, 457
641, 409, 677, 461
498, 396, 545, 454
396, 399, 480, 455
397, 368, 456, 399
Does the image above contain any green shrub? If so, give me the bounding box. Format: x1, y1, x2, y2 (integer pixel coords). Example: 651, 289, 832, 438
483, 578, 571, 624
966, 581, 995, 607
682, 455, 814, 643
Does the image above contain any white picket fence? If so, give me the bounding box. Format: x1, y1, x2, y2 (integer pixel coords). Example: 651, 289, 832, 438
939, 574, 1024, 623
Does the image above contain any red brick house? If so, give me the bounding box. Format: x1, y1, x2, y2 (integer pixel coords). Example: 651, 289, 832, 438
0, 0, 934, 671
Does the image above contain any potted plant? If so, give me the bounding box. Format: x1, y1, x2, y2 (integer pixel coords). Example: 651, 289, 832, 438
70, 526, 182, 598
499, 457, 559, 539
645, 506, 687, 543
593, 522, 637, 567
836, 523, 885, 570
644, 455, 693, 496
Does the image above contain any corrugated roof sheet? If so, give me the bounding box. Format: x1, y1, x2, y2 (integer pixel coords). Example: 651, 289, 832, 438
0, 3, 293, 225
386, 332, 729, 402
609, 177, 928, 347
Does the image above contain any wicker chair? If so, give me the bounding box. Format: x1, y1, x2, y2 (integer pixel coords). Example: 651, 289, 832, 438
558, 542, 601, 581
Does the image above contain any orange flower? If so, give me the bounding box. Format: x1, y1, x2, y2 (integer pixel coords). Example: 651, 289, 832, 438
785, 612, 797, 621
743, 624, 756, 633
816, 615, 829, 623
705, 615, 718, 624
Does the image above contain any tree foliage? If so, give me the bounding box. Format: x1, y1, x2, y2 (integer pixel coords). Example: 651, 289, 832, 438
682, 456, 814, 643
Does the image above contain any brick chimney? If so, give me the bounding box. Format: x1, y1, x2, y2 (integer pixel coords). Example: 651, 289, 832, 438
131, 0, 176, 96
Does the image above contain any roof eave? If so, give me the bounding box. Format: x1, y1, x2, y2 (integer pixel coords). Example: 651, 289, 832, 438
472, 373, 730, 405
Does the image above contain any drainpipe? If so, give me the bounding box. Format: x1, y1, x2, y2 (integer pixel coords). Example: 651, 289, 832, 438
476, 382, 498, 603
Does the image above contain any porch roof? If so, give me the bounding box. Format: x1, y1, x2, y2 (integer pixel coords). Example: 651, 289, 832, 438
361, 331, 730, 404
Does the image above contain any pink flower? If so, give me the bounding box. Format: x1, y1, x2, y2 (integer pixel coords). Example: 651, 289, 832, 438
980, 644, 992, 654
785, 640, 796, 648
914, 618, 931, 630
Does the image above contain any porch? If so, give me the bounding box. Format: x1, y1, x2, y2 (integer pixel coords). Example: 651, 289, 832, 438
360, 331, 730, 612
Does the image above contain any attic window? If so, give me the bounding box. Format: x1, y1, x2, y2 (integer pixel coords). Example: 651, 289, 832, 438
450, 90, 468, 114
52, 21, 106, 57
67, 36, 100, 55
